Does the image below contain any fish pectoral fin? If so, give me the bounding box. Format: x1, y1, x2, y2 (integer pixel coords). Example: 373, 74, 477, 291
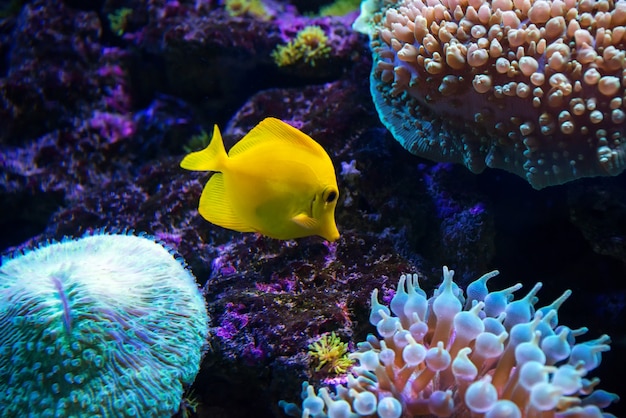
199, 173, 255, 233
292, 213, 318, 230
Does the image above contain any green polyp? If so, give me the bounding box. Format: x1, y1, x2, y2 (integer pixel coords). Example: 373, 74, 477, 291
93, 355, 104, 367
113, 398, 125, 410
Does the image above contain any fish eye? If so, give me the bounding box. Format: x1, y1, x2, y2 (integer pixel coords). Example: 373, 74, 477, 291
324, 189, 337, 203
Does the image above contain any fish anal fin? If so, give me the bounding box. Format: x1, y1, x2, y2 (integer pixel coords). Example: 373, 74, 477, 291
199, 173, 255, 233
229, 118, 326, 158
292, 213, 318, 230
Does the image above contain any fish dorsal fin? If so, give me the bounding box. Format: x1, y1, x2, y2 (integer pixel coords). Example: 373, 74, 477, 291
198, 173, 255, 233
181, 125, 228, 172
228, 117, 327, 158
292, 213, 318, 230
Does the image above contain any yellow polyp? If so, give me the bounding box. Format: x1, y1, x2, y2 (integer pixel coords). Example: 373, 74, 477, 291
271, 26, 332, 68
224, 0, 269, 19
308, 332, 354, 374
271, 43, 300, 67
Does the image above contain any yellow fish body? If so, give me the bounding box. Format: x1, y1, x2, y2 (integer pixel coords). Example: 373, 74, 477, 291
180, 117, 340, 241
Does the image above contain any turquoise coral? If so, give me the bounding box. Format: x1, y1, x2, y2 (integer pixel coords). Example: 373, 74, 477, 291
0, 233, 209, 417
280, 267, 619, 417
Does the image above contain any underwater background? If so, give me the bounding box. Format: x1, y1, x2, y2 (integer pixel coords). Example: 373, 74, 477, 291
0, 0, 625, 417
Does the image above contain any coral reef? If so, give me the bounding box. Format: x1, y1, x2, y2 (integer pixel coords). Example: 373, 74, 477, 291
281, 267, 619, 417
358, 0, 626, 189
125, 1, 362, 122
199, 229, 419, 416
0, 233, 209, 417
0, 0, 624, 416
568, 178, 626, 263
0, 0, 113, 143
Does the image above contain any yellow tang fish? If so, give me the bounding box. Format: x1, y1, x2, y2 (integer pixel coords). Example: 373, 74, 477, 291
180, 117, 340, 241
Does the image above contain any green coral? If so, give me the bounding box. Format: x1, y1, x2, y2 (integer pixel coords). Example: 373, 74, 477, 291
272, 26, 332, 67
224, 0, 269, 19
183, 130, 212, 153
108, 7, 133, 36
179, 389, 200, 418
319, 0, 362, 16
308, 332, 354, 374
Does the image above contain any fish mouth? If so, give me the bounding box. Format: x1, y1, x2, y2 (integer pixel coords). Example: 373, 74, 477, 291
321, 226, 340, 242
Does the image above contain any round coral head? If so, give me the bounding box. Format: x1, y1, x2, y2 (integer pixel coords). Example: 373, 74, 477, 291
360, 0, 626, 188
0, 233, 209, 417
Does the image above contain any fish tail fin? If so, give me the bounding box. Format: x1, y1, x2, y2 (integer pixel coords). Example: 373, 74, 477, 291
180, 125, 228, 171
